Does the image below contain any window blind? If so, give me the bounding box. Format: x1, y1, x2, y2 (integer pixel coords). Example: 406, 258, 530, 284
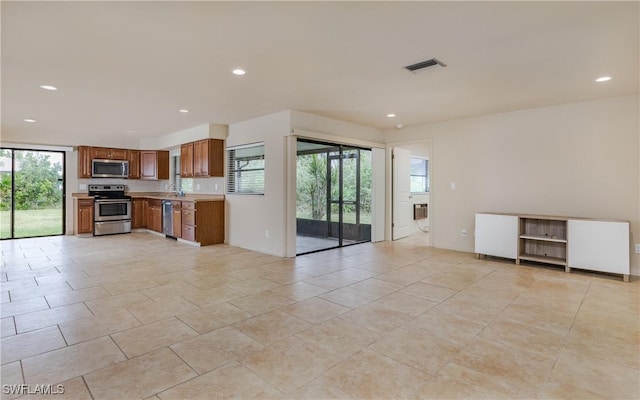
226, 143, 265, 194
410, 157, 429, 193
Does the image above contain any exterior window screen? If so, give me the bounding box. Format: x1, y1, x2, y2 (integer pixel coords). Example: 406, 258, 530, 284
227, 143, 265, 195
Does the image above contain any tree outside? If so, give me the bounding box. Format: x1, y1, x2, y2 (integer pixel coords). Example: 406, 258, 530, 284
0, 149, 64, 238
296, 148, 371, 225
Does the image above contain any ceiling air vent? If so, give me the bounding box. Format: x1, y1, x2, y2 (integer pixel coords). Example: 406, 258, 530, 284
405, 58, 446, 73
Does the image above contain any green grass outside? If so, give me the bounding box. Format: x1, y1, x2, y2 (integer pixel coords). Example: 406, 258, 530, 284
0, 208, 63, 239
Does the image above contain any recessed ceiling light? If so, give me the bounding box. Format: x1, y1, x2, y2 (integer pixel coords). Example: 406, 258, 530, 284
396, 124, 404, 129
179, 109, 189, 113
232, 68, 246, 76
23, 118, 37, 123
127, 130, 135, 134
39, 85, 58, 91
387, 113, 396, 118
595, 76, 612, 82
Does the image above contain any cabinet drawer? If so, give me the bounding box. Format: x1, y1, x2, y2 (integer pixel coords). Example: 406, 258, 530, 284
78, 199, 94, 207
147, 199, 162, 208
182, 209, 195, 225
172, 200, 182, 209
182, 202, 195, 211
182, 224, 195, 241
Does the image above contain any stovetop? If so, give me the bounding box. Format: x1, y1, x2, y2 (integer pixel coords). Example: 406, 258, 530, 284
88, 184, 131, 200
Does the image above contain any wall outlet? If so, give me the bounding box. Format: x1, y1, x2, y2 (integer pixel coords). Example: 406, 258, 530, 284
460, 228, 467, 237
215, 183, 219, 192
450, 182, 456, 191
635, 243, 640, 254
265, 230, 270, 239
196, 184, 201, 191
79, 183, 87, 190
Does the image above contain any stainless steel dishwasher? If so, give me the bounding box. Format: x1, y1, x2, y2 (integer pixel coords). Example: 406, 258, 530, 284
162, 200, 173, 236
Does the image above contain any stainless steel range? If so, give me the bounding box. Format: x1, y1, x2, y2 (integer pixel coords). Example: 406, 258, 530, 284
88, 184, 132, 236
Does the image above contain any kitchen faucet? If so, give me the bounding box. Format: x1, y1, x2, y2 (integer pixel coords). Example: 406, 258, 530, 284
167, 183, 185, 197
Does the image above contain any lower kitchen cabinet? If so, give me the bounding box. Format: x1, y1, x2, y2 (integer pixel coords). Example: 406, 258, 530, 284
172, 201, 182, 238
181, 200, 224, 245
146, 199, 163, 233
75, 198, 94, 234
132, 198, 147, 228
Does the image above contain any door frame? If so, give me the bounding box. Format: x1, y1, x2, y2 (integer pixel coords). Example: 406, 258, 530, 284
385, 138, 433, 245
295, 138, 372, 255
0, 146, 66, 239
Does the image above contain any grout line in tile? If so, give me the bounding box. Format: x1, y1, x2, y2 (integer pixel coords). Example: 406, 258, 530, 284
80, 375, 96, 400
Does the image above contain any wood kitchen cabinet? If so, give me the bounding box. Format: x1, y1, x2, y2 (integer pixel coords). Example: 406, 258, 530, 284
132, 198, 147, 228
128, 150, 141, 179
146, 199, 163, 233
140, 151, 169, 180
194, 139, 224, 177
91, 147, 128, 160
78, 146, 92, 178
180, 143, 194, 178
76, 198, 94, 234
172, 201, 182, 238
180, 139, 223, 178
181, 200, 224, 245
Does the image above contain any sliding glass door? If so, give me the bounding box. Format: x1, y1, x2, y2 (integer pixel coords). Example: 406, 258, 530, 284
296, 139, 371, 255
0, 148, 65, 239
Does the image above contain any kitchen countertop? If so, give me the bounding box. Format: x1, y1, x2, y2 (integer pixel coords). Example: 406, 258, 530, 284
72, 192, 225, 202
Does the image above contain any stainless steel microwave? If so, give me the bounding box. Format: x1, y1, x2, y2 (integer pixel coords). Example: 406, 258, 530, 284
92, 159, 129, 178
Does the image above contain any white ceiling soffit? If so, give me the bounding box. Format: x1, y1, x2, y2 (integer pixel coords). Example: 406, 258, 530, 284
2, 1, 638, 147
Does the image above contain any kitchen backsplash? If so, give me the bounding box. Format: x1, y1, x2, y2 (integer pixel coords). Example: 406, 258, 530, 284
77, 177, 225, 194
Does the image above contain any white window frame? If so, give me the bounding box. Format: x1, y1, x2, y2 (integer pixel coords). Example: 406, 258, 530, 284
226, 142, 265, 195
410, 156, 429, 194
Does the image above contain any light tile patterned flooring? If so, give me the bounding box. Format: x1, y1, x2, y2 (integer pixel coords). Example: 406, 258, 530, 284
1, 232, 639, 399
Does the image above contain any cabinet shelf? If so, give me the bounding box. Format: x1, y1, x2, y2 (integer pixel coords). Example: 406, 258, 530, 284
476, 212, 630, 281
518, 254, 567, 266
519, 234, 567, 243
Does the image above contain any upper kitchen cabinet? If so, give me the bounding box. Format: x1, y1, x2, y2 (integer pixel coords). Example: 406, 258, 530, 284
181, 139, 223, 178
193, 139, 224, 177
78, 146, 92, 178
180, 142, 194, 178
91, 147, 128, 160
140, 150, 169, 180
128, 150, 141, 179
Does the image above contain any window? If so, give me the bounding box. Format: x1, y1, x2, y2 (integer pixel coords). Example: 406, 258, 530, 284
170, 155, 192, 192
227, 143, 265, 194
171, 155, 182, 191
410, 157, 429, 193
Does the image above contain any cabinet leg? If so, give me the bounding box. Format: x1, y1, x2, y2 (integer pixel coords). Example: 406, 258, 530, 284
623, 274, 630, 282
565, 266, 571, 273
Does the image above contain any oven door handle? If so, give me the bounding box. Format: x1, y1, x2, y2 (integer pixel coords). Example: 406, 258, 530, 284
94, 199, 131, 203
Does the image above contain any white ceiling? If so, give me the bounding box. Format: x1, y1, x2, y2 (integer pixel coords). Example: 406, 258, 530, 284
2, 1, 638, 148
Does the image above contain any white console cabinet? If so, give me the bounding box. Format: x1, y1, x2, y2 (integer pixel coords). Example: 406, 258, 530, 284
475, 213, 630, 281
475, 213, 518, 259
568, 219, 630, 280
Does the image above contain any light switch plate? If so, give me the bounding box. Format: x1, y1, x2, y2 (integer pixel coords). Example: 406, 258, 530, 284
635, 244, 640, 254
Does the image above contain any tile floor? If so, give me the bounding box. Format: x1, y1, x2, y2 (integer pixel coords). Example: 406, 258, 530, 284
1, 232, 638, 399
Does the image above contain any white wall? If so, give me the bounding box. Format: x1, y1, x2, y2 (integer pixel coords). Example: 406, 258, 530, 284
291, 111, 386, 144
227, 111, 292, 257
227, 110, 385, 257
139, 123, 227, 150
386, 95, 640, 275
